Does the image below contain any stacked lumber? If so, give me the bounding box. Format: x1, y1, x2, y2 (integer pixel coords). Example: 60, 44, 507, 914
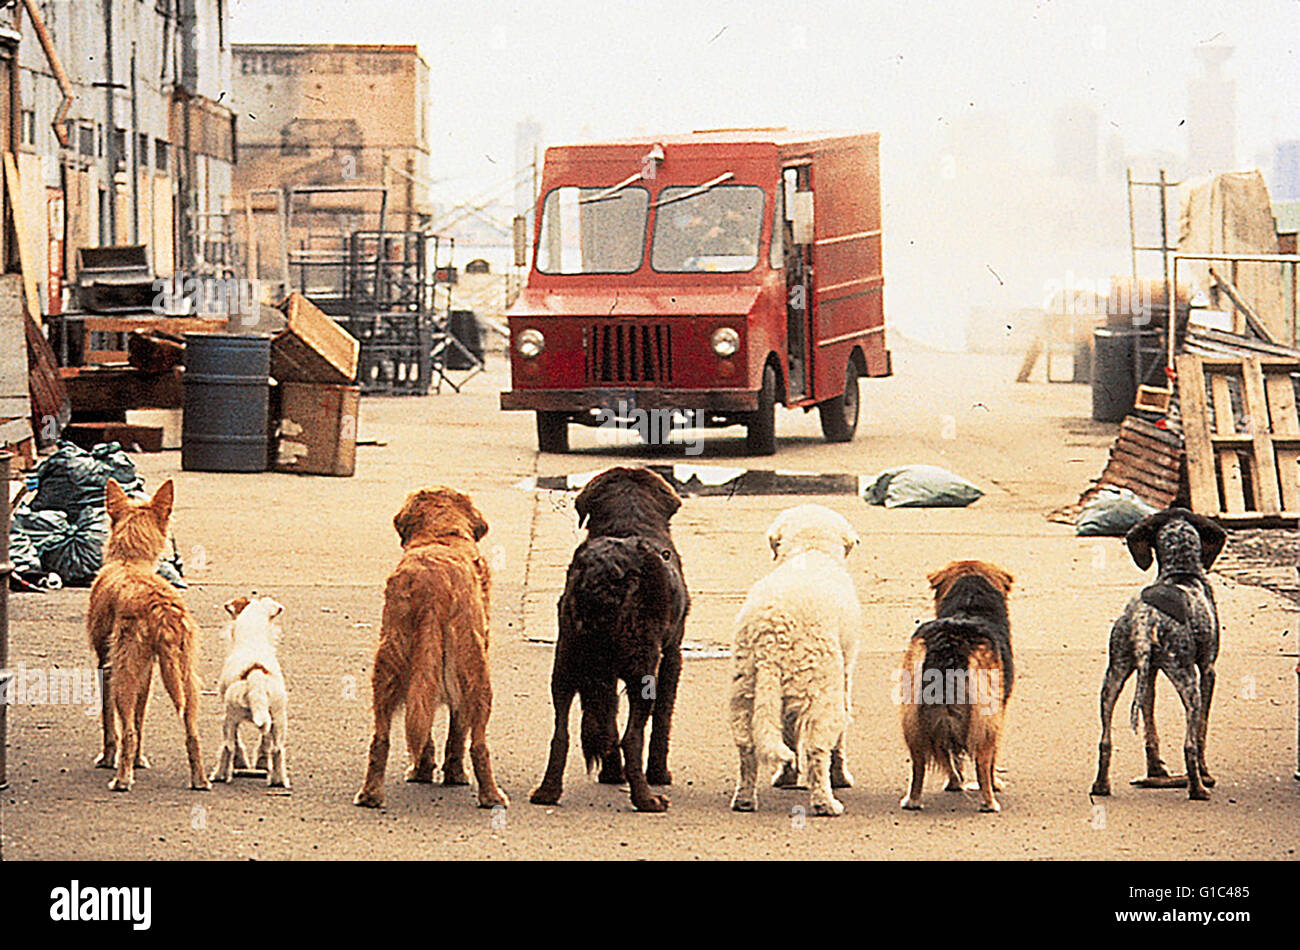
1050, 415, 1186, 524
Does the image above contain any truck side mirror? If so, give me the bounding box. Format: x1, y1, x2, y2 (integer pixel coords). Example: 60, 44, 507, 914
513, 214, 529, 268
791, 191, 814, 245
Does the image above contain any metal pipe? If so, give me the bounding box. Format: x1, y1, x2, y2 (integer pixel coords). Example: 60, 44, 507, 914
20, 0, 75, 149
1, 451, 11, 790
130, 44, 139, 245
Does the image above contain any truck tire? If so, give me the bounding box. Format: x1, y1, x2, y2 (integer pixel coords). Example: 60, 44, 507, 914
746, 365, 778, 456
818, 359, 860, 443
536, 411, 569, 453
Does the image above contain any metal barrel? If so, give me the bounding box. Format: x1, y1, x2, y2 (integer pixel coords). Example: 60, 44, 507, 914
1091, 327, 1139, 422
445, 310, 484, 370
181, 333, 272, 472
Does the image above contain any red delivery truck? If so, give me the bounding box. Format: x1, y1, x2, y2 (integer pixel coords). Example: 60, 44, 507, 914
500, 129, 891, 454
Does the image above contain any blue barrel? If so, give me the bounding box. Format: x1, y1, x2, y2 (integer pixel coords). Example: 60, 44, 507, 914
182, 334, 271, 472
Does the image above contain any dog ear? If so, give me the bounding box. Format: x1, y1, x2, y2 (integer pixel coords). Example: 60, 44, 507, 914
1125, 514, 1160, 571
988, 565, 1014, 594
647, 470, 683, 520
1187, 513, 1226, 568
224, 596, 251, 619
461, 496, 489, 541
149, 478, 175, 526
842, 525, 861, 558
104, 478, 131, 522
573, 477, 602, 529
262, 598, 285, 620
393, 492, 422, 545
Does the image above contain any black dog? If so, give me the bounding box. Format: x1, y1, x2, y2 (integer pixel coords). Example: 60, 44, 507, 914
530, 467, 690, 812
1091, 508, 1226, 801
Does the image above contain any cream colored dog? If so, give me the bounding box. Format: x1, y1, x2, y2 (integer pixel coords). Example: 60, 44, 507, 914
210, 595, 290, 788
729, 504, 862, 816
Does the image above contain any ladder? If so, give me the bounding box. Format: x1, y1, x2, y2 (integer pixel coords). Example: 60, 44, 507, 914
1125, 168, 1181, 411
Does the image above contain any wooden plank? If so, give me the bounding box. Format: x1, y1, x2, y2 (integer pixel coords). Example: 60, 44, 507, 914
1265, 373, 1300, 436
1209, 372, 1246, 512
1175, 354, 1221, 514
1121, 415, 1184, 447
1276, 448, 1300, 514
1241, 357, 1282, 515
1116, 429, 1185, 462
3, 152, 41, 328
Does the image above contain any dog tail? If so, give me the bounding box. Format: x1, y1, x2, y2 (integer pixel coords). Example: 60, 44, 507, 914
246, 670, 272, 733
751, 660, 795, 768
1130, 641, 1152, 734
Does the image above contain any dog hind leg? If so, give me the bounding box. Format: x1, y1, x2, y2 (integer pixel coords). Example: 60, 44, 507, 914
466, 690, 508, 809
580, 680, 623, 784
157, 647, 209, 790
1139, 666, 1169, 779
131, 664, 152, 769
267, 713, 289, 789
530, 682, 575, 805
442, 709, 468, 785
1090, 657, 1133, 796
403, 690, 437, 784
209, 705, 240, 783
646, 644, 681, 786
94, 664, 117, 769
621, 688, 667, 813
1165, 666, 1208, 800
1196, 662, 1216, 787
354, 653, 405, 808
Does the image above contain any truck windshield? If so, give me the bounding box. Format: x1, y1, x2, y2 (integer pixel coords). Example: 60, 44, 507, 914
650, 184, 765, 273
536, 185, 649, 274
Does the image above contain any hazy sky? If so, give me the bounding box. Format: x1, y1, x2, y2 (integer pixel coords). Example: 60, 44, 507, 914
229, 0, 1299, 344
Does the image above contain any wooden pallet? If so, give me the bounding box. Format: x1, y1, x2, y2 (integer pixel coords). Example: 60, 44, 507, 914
1049, 414, 1185, 524
1176, 353, 1300, 523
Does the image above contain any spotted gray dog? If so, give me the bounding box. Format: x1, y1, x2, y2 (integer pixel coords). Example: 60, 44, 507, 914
1090, 508, 1227, 801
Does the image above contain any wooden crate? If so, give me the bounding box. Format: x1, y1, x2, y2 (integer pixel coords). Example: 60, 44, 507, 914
274, 382, 359, 476
272, 293, 359, 385
1176, 353, 1300, 523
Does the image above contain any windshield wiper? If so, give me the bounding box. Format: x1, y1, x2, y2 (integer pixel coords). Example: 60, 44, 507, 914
652, 172, 735, 208
578, 172, 645, 205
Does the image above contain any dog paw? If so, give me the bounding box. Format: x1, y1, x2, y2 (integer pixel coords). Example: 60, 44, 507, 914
645, 767, 672, 786
267, 776, 289, 789
529, 786, 561, 806
108, 777, 132, 792
979, 800, 1002, 813
811, 797, 844, 817
772, 762, 799, 788
353, 789, 384, 808
133, 754, 151, 769
1090, 782, 1111, 797
208, 770, 230, 784
93, 750, 117, 769
404, 764, 435, 784
633, 793, 669, 813
442, 764, 469, 786
478, 788, 509, 809
730, 794, 756, 812
191, 778, 212, 791
1188, 786, 1211, 801
899, 796, 923, 811
1200, 772, 1216, 788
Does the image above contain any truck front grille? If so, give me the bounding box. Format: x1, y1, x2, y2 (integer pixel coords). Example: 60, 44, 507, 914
585, 321, 674, 385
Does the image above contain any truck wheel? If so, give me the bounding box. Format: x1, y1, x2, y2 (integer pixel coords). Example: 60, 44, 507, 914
746, 365, 778, 456
536, 411, 569, 453
818, 360, 860, 443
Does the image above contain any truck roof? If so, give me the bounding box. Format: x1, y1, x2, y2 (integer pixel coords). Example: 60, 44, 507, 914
546, 128, 877, 157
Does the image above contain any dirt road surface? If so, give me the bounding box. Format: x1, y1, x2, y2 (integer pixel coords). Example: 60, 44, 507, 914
4, 340, 1297, 860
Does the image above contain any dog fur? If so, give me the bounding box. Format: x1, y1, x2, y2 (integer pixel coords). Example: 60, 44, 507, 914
353, 487, 507, 809
87, 478, 209, 791
529, 467, 689, 813
209, 595, 290, 788
899, 560, 1014, 813
728, 504, 862, 816
1090, 507, 1226, 801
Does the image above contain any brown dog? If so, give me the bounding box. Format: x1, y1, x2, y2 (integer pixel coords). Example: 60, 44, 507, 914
87, 478, 209, 791
899, 560, 1013, 813
354, 487, 508, 809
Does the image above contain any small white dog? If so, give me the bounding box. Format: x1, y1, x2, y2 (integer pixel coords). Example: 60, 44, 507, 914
729, 504, 862, 816
210, 595, 290, 788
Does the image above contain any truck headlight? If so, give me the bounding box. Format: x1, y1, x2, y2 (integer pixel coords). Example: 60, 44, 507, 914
711, 327, 740, 357
516, 328, 545, 359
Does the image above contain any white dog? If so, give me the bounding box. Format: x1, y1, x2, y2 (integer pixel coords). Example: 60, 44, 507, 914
209, 595, 290, 788
729, 504, 862, 816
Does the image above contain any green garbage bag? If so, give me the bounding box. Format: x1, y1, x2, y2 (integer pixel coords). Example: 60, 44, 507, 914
862, 465, 984, 508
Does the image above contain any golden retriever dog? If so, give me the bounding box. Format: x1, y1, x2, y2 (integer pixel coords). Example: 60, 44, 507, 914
87, 478, 209, 791
353, 487, 508, 809
899, 560, 1013, 813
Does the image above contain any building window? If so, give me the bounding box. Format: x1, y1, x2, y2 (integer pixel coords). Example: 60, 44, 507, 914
95, 123, 104, 158
111, 127, 127, 168
137, 132, 150, 167
155, 138, 170, 173
80, 123, 95, 157
20, 110, 34, 146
